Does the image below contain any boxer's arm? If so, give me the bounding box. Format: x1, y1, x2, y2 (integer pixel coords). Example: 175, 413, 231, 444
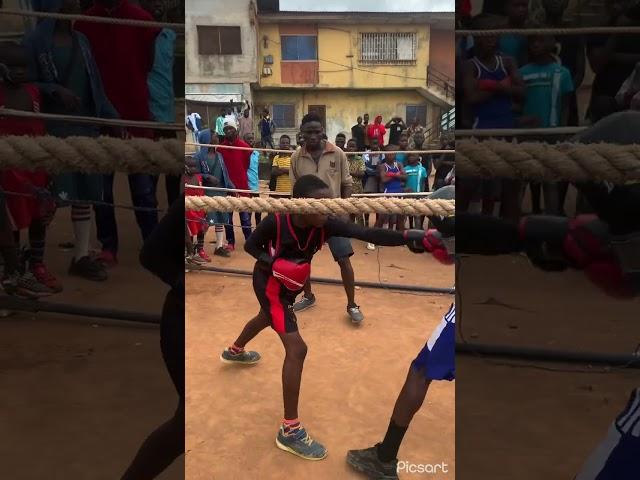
243, 214, 277, 268
324, 218, 407, 246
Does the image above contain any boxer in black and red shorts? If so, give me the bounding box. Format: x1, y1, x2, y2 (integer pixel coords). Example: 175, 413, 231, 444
220, 174, 430, 462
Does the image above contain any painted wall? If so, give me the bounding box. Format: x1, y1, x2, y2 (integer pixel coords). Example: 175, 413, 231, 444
428, 28, 455, 80
258, 22, 430, 89
185, 0, 258, 85
253, 89, 436, 144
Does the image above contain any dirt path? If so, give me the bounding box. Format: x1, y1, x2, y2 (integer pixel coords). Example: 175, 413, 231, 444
456, 255, 640, 479
186, 235, 455, 479
0, 174, 182, 480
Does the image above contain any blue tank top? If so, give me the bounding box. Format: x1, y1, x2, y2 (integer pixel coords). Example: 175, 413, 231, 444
471, 55, 515, 129
383, 162, 403, 194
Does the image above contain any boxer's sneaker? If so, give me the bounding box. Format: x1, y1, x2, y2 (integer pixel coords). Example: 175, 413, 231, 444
347, 444, 399, 480
276, 424, 327, 460
293, 294, 315, 312
220, 348, 261, 365
347, 305, 364, 324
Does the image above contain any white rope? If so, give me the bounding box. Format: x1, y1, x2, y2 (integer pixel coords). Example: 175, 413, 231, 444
186, 142, 454, 156
0, 108, 184, 131
0, 8, 184, 30
457, 26, 640, 36
456, 126, 588, 137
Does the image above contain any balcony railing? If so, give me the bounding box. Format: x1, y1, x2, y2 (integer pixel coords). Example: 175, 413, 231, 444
426, 65, 455, 100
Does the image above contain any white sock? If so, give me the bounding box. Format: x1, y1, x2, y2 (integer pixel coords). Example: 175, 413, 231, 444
215, 226, 225, 247
71, 205, 91, 260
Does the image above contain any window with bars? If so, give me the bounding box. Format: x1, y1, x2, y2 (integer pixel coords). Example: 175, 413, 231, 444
406, 105, 427, 128
197, 26, 242, 55
272, 104, 296, 129
360, 32, 417, 65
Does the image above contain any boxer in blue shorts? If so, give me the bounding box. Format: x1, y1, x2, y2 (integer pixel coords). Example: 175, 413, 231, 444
347, 185, 456, 480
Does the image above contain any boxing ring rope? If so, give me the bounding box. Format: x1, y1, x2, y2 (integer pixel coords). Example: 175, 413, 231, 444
456, 26, 640, 36
0, 8, 185, 30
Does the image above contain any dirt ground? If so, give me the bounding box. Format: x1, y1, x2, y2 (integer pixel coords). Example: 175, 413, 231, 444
185, 229, 456, 479
0, 175, 183, 480
456, 255, 640, 479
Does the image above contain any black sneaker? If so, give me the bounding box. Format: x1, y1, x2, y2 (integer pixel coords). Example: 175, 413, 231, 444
214, 246, 231, 258
220, 348, 261, 365
7, 272, 54, 299
346, 444, 399, 480
69, 256, 108, 281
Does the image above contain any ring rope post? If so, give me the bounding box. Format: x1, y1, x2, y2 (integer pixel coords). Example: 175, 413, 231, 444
184, 195, 455, 217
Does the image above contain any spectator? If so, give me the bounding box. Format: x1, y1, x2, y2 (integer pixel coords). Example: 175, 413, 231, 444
375, 145, 406, 232
196, 129, 232, 258
587, 1, 640, 121
499, 0, 530, 67
385, 115, 407, 146
219, 115, 252, 250
259, 109, 276, 149
289, 112, 364, 324
335, 132, 347, 150
296, 131, 305, 149
140, 0, 180, 208
271, 135, 292, 196
406, 117, 425, 137
616, 62, 640, 110
351, 115, 366, 151
366, 115, 386, 147
362, 112, 371, 147
520, 34, 573, 215
186, 111, 201, 142
396, 132, 409, 166
75, 0, 160, 267
245, 132, 262, 227
542, 0, 586, 127
345, 138, 366, 226
24, 0, 118, 282
404, 152, 428, 229
408, 129, 426, 151
461, 13, 525, 221
238, 100, 253, 140
215, 108, 226, 138
362, 138, 384, 237
0, 41, 57, 297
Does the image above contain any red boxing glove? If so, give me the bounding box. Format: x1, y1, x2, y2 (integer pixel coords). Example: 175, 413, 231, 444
272, 258, 310, 291
477, 79, 498, 92
404, 229, 454, 265
386, 171, 399, 178
562, 215, 611, 268
497, 77, 512, 91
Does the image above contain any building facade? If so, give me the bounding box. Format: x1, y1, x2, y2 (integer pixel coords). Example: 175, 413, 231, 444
253, 8, 454, 144
185, 0, 258, 127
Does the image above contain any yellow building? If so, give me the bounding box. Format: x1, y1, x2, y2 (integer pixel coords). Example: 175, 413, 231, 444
253, 10, 454, 145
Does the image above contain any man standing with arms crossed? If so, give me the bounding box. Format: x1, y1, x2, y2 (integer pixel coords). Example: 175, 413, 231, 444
289, 112, 364, 324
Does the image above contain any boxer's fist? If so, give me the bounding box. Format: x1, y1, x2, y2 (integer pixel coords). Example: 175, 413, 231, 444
272, 258, 310, 291
404, 230, 454, 265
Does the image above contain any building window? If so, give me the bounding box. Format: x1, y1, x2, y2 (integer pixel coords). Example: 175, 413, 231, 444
360, 33, 417, 65
272, 104, 296, 128
197, 26, 242, 55
406, 104, 427, 127
281, 35, 317, 61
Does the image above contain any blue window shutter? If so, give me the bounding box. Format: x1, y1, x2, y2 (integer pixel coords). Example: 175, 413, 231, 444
281, 36, 317, 61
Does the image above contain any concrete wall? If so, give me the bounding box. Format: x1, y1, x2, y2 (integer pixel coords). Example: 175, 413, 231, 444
253, 89, 433, 144
185, 0, 258, 86
258, 22, 430, 89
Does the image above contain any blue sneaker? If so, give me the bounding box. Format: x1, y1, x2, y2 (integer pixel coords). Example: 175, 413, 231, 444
275, 424, 327, 460
220, 348, 261, 365
293, 294, 316, 312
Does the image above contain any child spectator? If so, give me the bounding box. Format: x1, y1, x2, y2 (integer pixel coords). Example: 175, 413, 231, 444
404, 153, 428, 229
461, 13, 525, 221
25, 0, 118, 282
245, 133, 262, 226
396, 133, 409, 166
499, 0, 530, 67
374, 145, 406, 234
345, 138, 366, 225
334, 132, 347, 151
271, 135, 293, 196
196, 129, 232, 258
184, 157, 207, 263
520, 35, 573, 215
362, 138, 384, 238
0, 42, 54, 297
